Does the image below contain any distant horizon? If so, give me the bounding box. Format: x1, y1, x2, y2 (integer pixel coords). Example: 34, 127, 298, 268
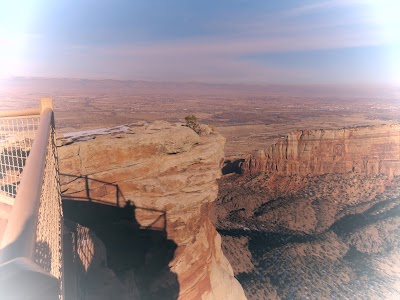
3, 75, 400, 88
2, 76, 400, 99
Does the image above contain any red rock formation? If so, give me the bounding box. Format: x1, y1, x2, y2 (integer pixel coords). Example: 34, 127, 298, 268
212, 124, 400, 299
58, 121, 247, 300
241, 124, 400, 176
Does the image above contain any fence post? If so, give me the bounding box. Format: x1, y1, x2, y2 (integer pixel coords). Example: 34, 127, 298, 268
40, 98, 53, 114
85, 176, 90, 200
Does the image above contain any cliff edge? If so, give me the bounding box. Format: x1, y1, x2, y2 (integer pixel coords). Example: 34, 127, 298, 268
58, 121, 247, 300
241, 124, 400, 177
214, 124, 400, 299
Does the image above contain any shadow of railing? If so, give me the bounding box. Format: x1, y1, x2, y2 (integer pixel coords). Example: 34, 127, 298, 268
60, 173, 123, 207
60, 173, 166, 231
60, 173, 179, 300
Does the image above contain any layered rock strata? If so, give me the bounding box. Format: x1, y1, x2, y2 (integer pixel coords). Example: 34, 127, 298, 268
58, 121, 247, 300
213, 123, 400, 299
241, 124, 400, 176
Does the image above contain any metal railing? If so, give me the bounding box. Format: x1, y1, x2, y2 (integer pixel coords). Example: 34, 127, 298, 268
0, 99, 64, 299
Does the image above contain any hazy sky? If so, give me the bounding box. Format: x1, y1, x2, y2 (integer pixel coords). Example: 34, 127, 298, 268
1, 0, 399, 85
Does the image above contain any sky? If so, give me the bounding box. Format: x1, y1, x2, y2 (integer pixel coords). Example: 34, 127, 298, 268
0, 0, 399, 85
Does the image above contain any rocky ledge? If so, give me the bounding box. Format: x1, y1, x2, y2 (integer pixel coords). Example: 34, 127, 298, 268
58, 121, 247, 300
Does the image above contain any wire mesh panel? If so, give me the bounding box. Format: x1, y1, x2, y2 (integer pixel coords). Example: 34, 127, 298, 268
34, 124, 64, 299
0, 101, 64, 299
0, 116, 40, 203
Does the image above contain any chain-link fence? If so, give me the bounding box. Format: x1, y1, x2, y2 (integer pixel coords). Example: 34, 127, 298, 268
0, 116, 40, 202
0, 100, 64, 299
34, 123, 64, 298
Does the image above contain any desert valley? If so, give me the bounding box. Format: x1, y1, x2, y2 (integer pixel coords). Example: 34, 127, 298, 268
2, 1, 400, 299
1, 78, 400, 299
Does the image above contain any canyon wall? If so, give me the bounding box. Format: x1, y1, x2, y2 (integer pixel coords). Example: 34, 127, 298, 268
57, 121, 246, 300
241, 124, 400, 177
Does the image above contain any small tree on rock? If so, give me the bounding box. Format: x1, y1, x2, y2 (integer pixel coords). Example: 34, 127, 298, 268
185, 115, 201, 134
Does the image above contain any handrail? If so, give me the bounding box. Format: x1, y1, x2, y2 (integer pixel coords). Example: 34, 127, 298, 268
0, 108, 40, 118
0, 102, 52, 261
0, 98, 64, 299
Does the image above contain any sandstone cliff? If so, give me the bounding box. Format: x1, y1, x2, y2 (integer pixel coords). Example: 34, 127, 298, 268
241, 124, 400, 176
213, 123, 400, 299
58, 121, 247, 300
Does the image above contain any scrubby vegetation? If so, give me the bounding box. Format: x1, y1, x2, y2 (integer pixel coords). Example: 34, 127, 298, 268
214, 174, 400, 299
184, 115, 201, 134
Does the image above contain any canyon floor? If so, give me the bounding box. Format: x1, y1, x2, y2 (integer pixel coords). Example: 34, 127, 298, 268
2, 78, 400, 299
212, 173, 400, 299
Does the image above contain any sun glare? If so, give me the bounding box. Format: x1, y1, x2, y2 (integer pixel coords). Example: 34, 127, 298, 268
366, 0, 400, 84
0, 0, 40, 78
368, 0, 400, 43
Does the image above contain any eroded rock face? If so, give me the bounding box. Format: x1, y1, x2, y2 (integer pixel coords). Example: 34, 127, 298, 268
241, 124, 400, 176
58, 122, 247, 300
212, 124, 400, 299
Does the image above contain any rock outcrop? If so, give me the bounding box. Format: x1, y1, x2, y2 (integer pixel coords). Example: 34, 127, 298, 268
58, 121, 247, 300
241, 124, 400, 176
213, 123, 400, 299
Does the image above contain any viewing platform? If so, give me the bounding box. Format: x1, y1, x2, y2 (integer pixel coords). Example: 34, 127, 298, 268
0, 99, 64, 299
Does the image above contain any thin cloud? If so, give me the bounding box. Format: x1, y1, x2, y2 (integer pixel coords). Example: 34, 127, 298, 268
285, 0, 368, 17
6, 0, 397, 84
39, 13, 386, 83
96, 26, 385, 57
22, 40, 306, 83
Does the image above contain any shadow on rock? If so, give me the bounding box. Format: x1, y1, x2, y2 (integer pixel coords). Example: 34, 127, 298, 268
62, 199, 179, 300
